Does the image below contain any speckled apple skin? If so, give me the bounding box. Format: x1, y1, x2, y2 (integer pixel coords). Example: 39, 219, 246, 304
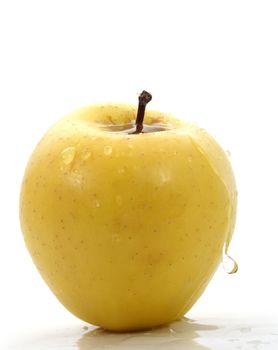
20, 104, 237, 331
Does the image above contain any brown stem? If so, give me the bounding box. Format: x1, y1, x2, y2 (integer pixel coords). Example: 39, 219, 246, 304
134, 90, 152, 133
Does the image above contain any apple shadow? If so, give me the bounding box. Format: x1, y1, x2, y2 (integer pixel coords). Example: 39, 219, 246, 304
76, 317, 217, 350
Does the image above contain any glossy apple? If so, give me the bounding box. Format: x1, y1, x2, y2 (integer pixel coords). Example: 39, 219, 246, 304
20, 92, 237, 331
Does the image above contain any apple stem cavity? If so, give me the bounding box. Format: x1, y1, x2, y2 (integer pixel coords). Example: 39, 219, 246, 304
134, 90, 152, 133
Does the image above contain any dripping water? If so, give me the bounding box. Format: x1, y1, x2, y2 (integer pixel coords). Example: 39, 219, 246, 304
222, 243, 238, 274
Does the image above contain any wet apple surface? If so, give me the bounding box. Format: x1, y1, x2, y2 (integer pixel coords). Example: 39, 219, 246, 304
20, 93, 237, 331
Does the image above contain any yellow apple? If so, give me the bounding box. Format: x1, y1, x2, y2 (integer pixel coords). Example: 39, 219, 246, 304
20, 93, 237, 331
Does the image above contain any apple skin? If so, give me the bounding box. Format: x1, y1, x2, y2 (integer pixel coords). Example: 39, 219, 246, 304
20, 104, 237, 331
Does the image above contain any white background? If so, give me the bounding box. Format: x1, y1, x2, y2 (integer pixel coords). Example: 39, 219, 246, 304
0, 1, 278, 349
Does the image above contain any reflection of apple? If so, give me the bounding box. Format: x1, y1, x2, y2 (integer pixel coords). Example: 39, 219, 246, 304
77, 317, 215, 349
20, 91, 237, 331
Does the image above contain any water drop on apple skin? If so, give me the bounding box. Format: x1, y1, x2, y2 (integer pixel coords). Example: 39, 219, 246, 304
222, 245, 238, 274
111, 233, 120, 242
117, 167, 125, 174
92, 199, 100, 208
104, 145, 112, 156
159, 170, 171, 184
61, 146, 76, 165
81, 150, 91, 160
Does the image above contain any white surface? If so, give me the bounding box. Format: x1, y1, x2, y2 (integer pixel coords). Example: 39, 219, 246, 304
3, 316, 278, 350
1, 1, 278, 349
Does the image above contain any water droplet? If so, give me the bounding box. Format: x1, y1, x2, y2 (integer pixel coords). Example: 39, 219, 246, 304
111, 233, 120, 242
128, 143, 134, 149
222, 246, 238, 274
104, 145, 112, 156
160, 169, 171, 184
226, 150, 231, 157
61, 146, 76, 165
117, 167, 125, 174
187, 155, 193, 162
81, 150, 91, 160
169, 328, 177, 334
92, 199, 100, 208
240, 327, 252, 333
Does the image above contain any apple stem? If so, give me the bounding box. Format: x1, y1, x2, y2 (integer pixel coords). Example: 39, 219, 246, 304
134, 90, 152, 133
